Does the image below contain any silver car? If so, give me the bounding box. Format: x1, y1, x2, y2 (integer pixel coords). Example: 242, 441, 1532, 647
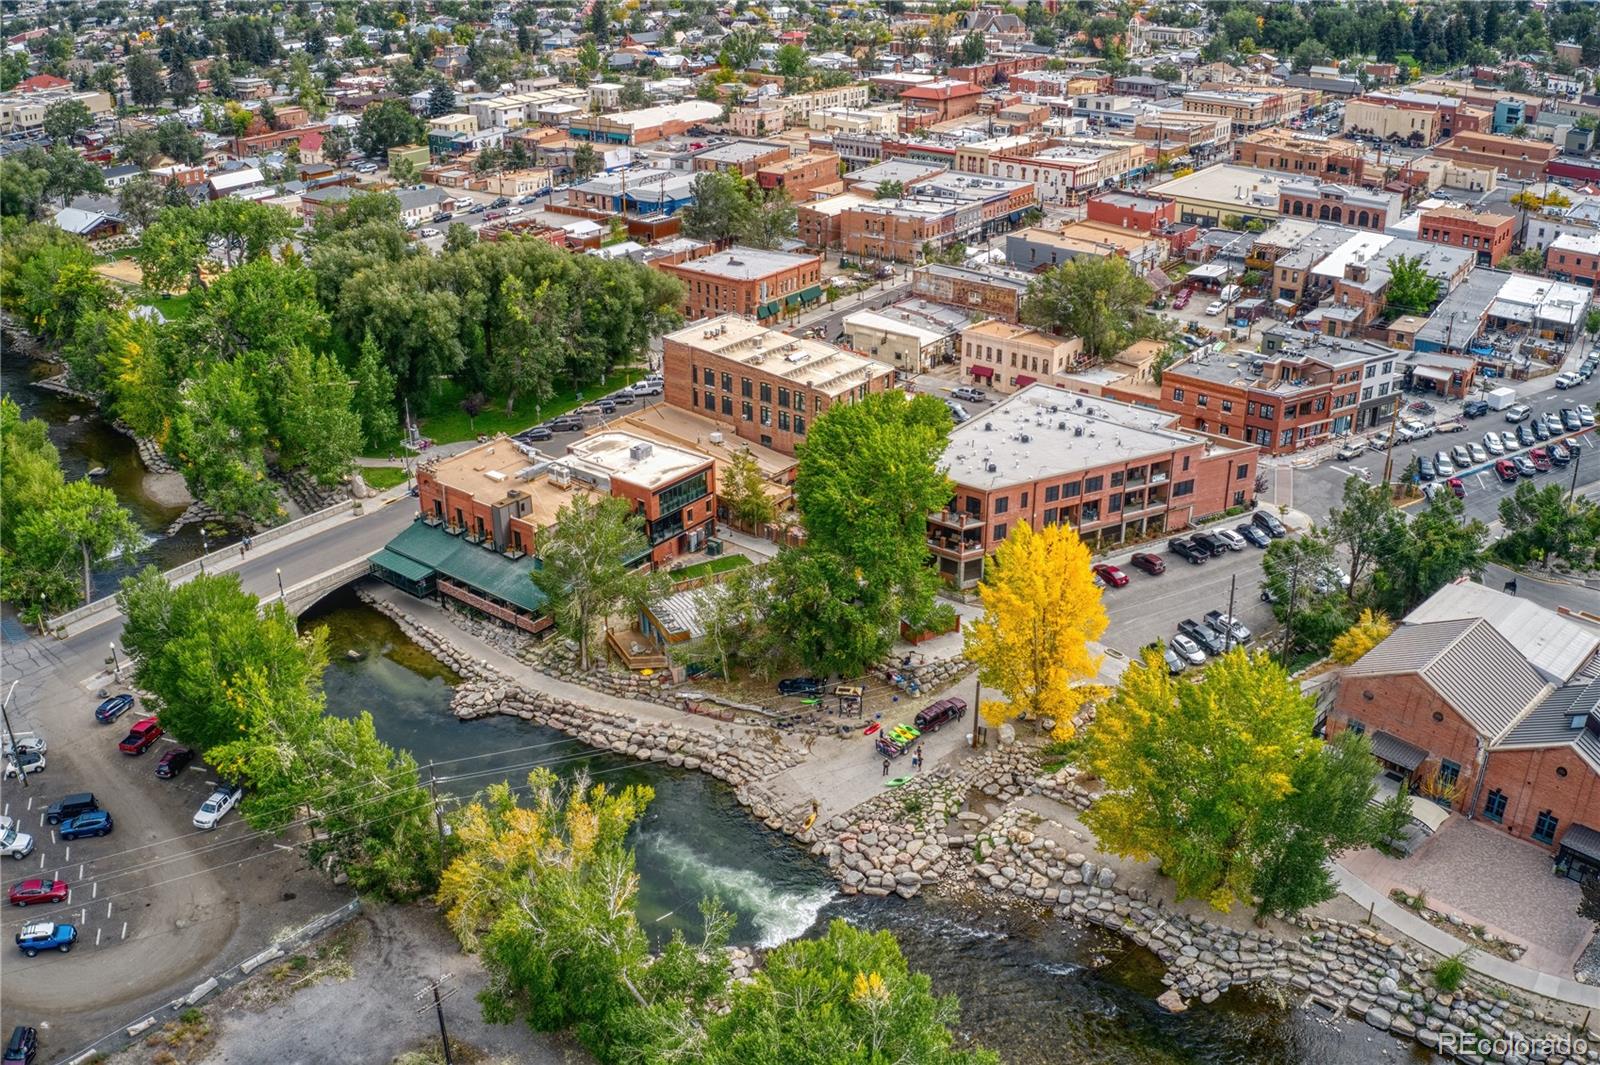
1169, 634, 1206, 666
1482, 432, 1504, 456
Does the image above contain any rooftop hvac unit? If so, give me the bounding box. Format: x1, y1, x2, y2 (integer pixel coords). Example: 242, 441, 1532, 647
629, 442, 654, 462
1057, 421, 1067, 430
708, 431, 723, 444
986, 462, 998, 473
983, 421, 993, 430
1074, 426, 1084, 437
485, 470, 506, 482
549, 463, 573, 488
1019, 433, 1031, 443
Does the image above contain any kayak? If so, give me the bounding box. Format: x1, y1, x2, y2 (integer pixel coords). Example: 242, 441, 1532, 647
885, 776, 913, 788
863, 722, 881, 735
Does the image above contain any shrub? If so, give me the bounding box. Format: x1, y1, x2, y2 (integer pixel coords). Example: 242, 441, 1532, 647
1433, 949, 1473, 992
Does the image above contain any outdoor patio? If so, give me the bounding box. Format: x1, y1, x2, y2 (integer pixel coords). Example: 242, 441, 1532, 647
1342, 816, 1594, 976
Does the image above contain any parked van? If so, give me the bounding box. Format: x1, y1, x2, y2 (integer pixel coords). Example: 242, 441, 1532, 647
1504, 403, 1533, 423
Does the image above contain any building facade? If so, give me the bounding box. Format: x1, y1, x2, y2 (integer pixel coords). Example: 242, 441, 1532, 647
656, 246, 825, 323
960, 321, 1088, 392
1416, 206, 1516, 267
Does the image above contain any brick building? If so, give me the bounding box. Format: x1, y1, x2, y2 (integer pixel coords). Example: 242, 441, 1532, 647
568, 100, 722, 145
691, 139, 791, 176
755, 150, 841, 201
831, 172, 1038, 262
960, 320, 1087, 392
1328, 584, 1600, 873
929, 385, 1259, 587
561, 432, 718, 565
1232, 128, 1367, 183
1180, 89, 1294, 135
1545, 232, 1600, 287
1084, 191, 1177, 233
1431, 131, 1559, 182
661, 315, 896, 455
910, 263, 1030, 322
655, 246, 824, 323
1416, 206, 1516, 267
1277, 182, 1401, 231
898, 79, 985, 130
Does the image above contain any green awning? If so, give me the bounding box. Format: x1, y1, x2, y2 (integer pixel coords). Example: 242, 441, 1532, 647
369, 548, 433, 584
381, 521, 548, 614
757, 300, 782, 318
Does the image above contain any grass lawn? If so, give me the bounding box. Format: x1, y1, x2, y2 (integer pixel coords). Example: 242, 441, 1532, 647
148, 293, 195, 321
360, 466, 410, 491
415, 369, 648, 445
669, 555, 752, 583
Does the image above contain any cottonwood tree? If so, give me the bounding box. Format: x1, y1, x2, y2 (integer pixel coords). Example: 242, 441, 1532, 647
531, 495, 669, 669
1372, 493, 1488, 615
1021, 256, 1156, 361
1498, 481, 1599, 571
964, 522, 1108, 740
717, 449, 777, 531
8, 479, 144, 607
1323, 475, 1404, 594
1329, 608, 1395, 665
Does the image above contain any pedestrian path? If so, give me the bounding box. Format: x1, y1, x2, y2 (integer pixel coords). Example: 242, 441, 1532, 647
1333, 864, 1600, 1008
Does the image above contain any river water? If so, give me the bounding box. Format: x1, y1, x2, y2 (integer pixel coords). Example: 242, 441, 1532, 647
0, 347, 206, 600
306, 588, 1429, 1065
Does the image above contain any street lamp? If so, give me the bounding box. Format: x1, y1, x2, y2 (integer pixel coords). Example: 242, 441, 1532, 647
199, 526, 210, 574
276, 568, 285, 601
109, 643, 122, 677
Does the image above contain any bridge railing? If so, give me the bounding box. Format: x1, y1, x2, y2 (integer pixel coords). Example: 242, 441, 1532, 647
46, 500, 362, 634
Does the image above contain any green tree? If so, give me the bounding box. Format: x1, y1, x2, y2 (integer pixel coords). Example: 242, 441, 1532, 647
1084, 648, 1374, 914
718, 449, 777, 530
1497, 481, 1600, 571
679, 169, 794, 249
166, 359, 280, 524
126, 50, 164, 107
531, 494, 669, 670
118, 128, 163, 169
167, 53, 199, 105
1261, 533, 1355, 657
42, 99, 92, 142
1021, 255, 1156, 362
774, 42, 810, 81
704, 920, 998, 1065
355, 98, 424, 157
351, 333, 401, 450
117, 173, 166, 230
0, 397, 64, 557
1372, 493, 1487, 615
874, 179, 905, 200
619, 79, 650, 108
1323, 475, 1403, 593
1384, 254, 1441, 317
0, 158, 50, 219
7, 479, 144, 608
389, 155, 420, 185
794, 391, 952, 633
155, 118, 206, 165
763, 545, 895, 677
275, 347, 362, 485
957, 30, 987, 64
571, 141, 601, 180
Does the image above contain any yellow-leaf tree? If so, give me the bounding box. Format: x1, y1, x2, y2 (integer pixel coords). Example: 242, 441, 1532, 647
1330, 608, 1394, 665
963, 522, 1108, 740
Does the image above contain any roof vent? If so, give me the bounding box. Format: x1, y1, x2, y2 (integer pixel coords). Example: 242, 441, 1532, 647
1075, 397, 1083, 407
983, 421, 993, 431
986, 461, 997, 473
1019, 433, 1031, 443
1074, 426, 1083, 437
1057, 421, 1066, 430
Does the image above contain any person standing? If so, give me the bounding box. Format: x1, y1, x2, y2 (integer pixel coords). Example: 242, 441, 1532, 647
881, 757, 890, 777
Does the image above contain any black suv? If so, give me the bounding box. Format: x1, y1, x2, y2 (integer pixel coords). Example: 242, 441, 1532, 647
1168, 537, 1207, 564
1252, 510, 1287, 538
1177, 618, 1226, 656
776, 677, 823, 697
45, 793, 98, 826
1190, 531, 1229, 557
4, 1025, 36, 1064
914, 697, 966, 732
1463, 399, 1489, 418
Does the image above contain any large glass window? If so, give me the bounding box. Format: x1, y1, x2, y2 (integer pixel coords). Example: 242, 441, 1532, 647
1534, 810, 1559, 844
1483, 789, 1506, 823
655, 471, 709, 517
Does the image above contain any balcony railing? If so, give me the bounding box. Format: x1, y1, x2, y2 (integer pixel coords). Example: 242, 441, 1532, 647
928, 510, 983, 530
464, 531, 484, 545
444, 523, 463, 536
927, 536, 985, 560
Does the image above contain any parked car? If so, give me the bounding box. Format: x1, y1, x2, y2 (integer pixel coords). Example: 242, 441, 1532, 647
8, 879, 67, 907
1467, 443, 1487, 464
1367, 431, 1390, 452
1417, 457, 1435, 481
1168, 537, 1207, 564
2, 751, 44, 779
1517, 423, 1537, 448
193, 785, 241, 830
1335, 440, 1367, 461
1532, 418, 1551, 441
1190, 531, 1229, 557
1482, 432, 1504, 456
155, 747, 194, 779
1205, 300, 1225, 316
628, 380, 664, 397
1169, 634, 1206, 666
950, 386, 986, 403
14, 922, 75, 957
1446, 477, 1465, 498
1495, 459, 1519, 483
520, 426, 553, 442
1092, 563, 1129, 587
1563, 408, 1583, 432
1530, 447, 1553, 472
418, 227, 439, 238
1499, 431, 1520, 453
4, 1025, 37, 1064
1578, 404, 1595, 426
1235, 522, 1270, 548
1178, 618, 1226, 656
1555, 371, 1580, 389
597, 400, 616, 415
913, 698, 966, 732
1463, 399, 1489, 418
57, 810, 112, 841
1204, 610, 1252, 645
1447, 444, 1469, 468
2, 734, 44, 759
1511, 455, 1536, 477
1504, 403, 1532, 423
1433, 452, 1455, 476
548, 417, 584, 433
0, 827, 33, 860
1550, 443, 1571, 466
1251, 510, 1286, 538
777, 677, 823, 697
1129, 552, 1166, 575
1162, 645, 1187, 675
44, 793, 97, 826
94, 694, 133, 723
117, 717, 163, 755
1435, 419, 1467, 434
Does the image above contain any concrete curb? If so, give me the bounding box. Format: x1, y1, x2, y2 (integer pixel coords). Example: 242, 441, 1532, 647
63, 899, 362, 1065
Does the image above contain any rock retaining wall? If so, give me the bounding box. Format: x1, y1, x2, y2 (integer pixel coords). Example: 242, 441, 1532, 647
520, 638, 681, 708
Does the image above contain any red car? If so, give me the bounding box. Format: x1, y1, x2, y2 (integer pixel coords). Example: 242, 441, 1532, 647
1092, 563, 1129, 588
8, 879, 68, 907
1530, 447, 1553, 472
1129, 552, 1166, 575
1446, 477, 1465, 498
117, 716, 163, 755
1494, 459, 1518, 484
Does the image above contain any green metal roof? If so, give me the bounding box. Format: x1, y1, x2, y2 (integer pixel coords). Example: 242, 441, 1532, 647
382, 521, 548, 614
368, 548, 434, 584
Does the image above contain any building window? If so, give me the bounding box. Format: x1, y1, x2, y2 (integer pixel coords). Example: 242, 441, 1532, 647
1020, 491, 1029, 508
760, 382, 772, 403
1181, 455, 1190, 471
703, 367, 714, 386
1346, 718, 1365, 735
1064, 482, 1081, 498
1260, 404, 1275, 419
1045, 484, 1059, 503
741, 377, 752, 398
721, 373, 732, 392
994, 496, 1009, 514
1108, 493, 1121, 513
691, 390, 699, 408
1236, 464, 1250, 480
1437, 760, 1460, 789
1197, 394, 1209, 408
1172, 479, 1194, 497
795, 415, 806, 435
722, 396, 733, 416
1483, 790, 1506, 823
792, 391, 805, 411
741, 401, 753, 421
993, 523, 1006, 541
1221, 400, 1233, 413
1247, 401, 1256, 416
1172, 387, 1185, 401
760, 406, 772, 427
779, 411, 790, 431
1083, 475, 1103, 493
1043, 507, 1057, 524
778, 387, 789, 408
1533, 810, 1559, 844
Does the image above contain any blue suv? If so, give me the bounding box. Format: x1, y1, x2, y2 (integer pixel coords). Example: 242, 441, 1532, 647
57, 810, 112, 841
15, 921, 76, 957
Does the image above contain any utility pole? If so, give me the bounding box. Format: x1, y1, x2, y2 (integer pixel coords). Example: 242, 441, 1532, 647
969, 673, 981, 750
1278, 566, 1300, 668
1, 681, 27, 790
1224, 573, 1237, 654
1380, 390, 1403, 488
1570, 445, 1583, 503
415, 974, 458, 1065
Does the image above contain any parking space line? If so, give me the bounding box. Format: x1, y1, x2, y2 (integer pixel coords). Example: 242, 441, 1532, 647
37, 854, 43, 870
77, 907, 84, 924
120, 921, 127, 940
63, 845, 68, 862
105, 901, 112, 919
77, 863, 83, 879
25, 797, 32, 812
91, 881, 97, 900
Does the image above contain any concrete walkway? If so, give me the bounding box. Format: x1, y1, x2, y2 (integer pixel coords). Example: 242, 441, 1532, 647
1333, 864, 1600, 1008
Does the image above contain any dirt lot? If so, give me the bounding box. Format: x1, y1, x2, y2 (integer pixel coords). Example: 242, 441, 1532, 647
101, 905, 590, 1065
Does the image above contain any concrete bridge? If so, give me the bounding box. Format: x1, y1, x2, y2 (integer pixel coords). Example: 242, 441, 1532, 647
48, 492, 419, 640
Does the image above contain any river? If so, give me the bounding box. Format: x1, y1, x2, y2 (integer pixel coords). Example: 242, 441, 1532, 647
306, 588, 1428, 1065
0, 347, 208, 601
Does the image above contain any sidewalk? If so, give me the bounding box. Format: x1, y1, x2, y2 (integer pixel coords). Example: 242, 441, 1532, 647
1334, 864, 1600, 1008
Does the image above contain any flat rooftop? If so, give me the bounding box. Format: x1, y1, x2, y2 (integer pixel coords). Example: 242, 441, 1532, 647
665, 314, 893, 397
1147, 163, 1298, 210
606, 404, 795, 480
424, 437, 541, 507
562, 431, 708, 489
666, 246, 817, 281
941, 384, 1207, 491
694, 139, 786, 165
